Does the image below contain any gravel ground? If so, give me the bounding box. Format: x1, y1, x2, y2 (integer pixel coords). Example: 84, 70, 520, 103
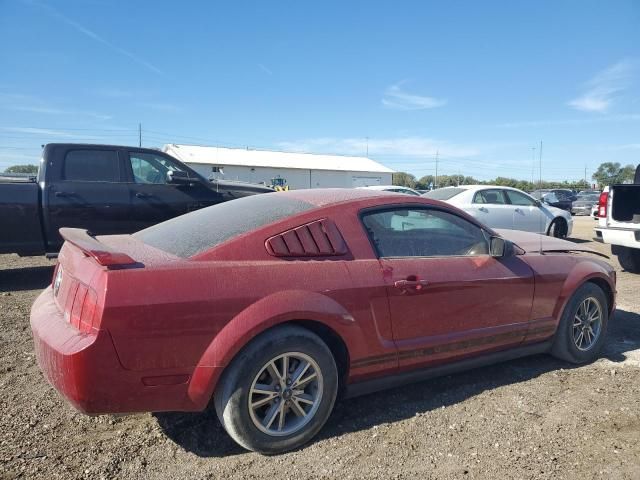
1, 216, 639, 479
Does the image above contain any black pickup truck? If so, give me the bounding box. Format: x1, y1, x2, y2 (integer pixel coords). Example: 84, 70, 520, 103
0, 143, 272, 256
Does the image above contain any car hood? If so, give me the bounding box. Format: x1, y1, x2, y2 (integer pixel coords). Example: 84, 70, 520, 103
494, 229, 608, 258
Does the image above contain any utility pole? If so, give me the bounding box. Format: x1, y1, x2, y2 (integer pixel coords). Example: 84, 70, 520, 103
531, 146, 536, 186
538, 140, 543, 188
435, 150, 439, 189
138, 123, 142, 147
365, 137, 369, 157
584, 165, 587, 187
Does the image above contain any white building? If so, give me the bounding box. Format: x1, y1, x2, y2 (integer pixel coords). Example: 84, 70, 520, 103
162, 144, 394, 189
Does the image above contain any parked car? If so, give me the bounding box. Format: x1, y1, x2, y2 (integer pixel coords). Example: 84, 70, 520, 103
578, 189, 601, 196
572, 193, 600, 216
0, 143, 269, 257
594, 164, 640, 272
423, 185, 573, 238
530, 190, 573, 212
31, 189, 615, 454
357, 185, 422, 196
591, 204, 599, 218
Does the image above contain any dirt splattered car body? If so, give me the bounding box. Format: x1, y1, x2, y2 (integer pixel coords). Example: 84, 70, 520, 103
30, 189, 616, 451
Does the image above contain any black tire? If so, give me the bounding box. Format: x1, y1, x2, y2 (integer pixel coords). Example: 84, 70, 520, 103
547, 218, 567, 238
214, 325, 338, 454
616, 246, 640, 274
551, 283, 609, 364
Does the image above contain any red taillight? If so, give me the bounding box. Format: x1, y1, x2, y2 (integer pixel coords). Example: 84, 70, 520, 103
79, 289, 98, 332
598, 191, 608, 218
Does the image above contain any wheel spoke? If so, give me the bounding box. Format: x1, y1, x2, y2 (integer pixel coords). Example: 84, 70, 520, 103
282, 355, 289, 382
267, 361, 285, 386
290, 399, 307, 417
291, 360, 311, 387
277, 401, 287, 431
295, 393, 315, 405
262, 402, 280, 429
573, 315, 582, 327
295, 373, 317, 389
576, 330, 584, 348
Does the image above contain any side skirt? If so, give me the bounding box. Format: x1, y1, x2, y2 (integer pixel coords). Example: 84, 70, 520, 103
343, 341, 553, 399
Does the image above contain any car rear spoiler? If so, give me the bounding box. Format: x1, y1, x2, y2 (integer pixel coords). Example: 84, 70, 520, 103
59, 228, 139, 267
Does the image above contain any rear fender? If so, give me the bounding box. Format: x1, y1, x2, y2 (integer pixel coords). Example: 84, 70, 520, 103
187, 290, 358, 409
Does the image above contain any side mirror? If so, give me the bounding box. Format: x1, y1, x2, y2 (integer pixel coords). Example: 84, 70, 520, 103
166, 170, 190, 184
490, 236, 514, 258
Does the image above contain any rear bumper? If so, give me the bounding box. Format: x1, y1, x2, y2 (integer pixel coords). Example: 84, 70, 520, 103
30, 288, 207, 414
594, 227, 640, 250
571, 206, 592, 215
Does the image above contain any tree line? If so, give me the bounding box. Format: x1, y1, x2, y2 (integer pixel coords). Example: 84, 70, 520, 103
393, 161, 638, 191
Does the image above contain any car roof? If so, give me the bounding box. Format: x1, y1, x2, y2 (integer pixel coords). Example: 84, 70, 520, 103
440, 185, 529, 193
284, 188, 405, 206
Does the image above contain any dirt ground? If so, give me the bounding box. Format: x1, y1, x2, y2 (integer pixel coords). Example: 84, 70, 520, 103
1, 216, 639, 480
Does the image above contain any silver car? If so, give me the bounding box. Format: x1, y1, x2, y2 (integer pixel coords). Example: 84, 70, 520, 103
572, 193, 600, 216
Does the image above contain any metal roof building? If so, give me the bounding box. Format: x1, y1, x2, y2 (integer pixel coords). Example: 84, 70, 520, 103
162, 144, 394, 189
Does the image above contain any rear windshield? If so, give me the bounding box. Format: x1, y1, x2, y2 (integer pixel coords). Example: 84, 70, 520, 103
134, 194, 314, 258
422, 188, 466, 200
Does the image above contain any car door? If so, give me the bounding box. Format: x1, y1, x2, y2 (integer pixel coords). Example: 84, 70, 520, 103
504, 189, 546, 233
125, 150, 224, 231
360, 206, 534, 370
45, 146, 132, 250
468, 189, 514, 229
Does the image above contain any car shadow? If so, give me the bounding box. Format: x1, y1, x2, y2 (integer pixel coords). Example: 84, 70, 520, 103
155, 308, 640, 458
566, 237, 592, 244
0, 265, 55, 292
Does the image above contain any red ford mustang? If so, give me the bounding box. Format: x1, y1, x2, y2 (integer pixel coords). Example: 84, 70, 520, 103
31, 189, 616, 453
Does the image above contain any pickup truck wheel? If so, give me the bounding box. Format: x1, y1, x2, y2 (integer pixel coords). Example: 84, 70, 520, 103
616, 246, 640, 273
547, 218, 567, 238
551, 283, 609, 364
214, 325, 338, 454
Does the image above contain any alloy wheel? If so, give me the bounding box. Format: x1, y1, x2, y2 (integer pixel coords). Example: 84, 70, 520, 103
248, 352, 323, 436
572, 296, 603, 351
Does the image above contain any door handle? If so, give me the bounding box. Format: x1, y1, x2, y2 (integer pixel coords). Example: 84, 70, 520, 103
54, 191, 74, 197
478, 207, 488, 212
135, 192, 151, 198
514, 208, 522, 213
394, 279, 429, 290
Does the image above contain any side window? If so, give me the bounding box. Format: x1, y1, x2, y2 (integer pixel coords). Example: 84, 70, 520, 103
473, 189, 506, 204
361, 208, 489, 258
63, 150, 119, 182
505, 190, 536, 206
129, 152, 184, 184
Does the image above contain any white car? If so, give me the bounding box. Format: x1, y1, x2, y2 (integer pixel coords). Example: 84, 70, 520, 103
423, 185, 573, 238
357, 185, 422, 196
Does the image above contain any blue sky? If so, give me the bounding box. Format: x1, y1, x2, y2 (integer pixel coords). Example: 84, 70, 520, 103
1, 0, 639, 181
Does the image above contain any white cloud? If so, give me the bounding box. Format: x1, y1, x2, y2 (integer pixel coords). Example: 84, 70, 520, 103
498, 113, 640, 128
137, 102, 182, 113
382, 82, 446, 111
276, 136, 478, 158
0, 92, 112, 121
568, 60, 636, 113
27, 1, 163, 76
258, 63, 273, 75
0, 127, 76, 137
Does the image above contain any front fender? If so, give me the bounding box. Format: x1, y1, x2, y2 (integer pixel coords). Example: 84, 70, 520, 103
552, 259, 615, 321
187, 290, 358, 409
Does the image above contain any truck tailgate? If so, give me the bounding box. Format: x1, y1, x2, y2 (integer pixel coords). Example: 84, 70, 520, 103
0, 181, 45, 255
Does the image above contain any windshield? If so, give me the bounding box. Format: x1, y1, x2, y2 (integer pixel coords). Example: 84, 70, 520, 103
422, 188, 466, 200
134, 194, 314, 258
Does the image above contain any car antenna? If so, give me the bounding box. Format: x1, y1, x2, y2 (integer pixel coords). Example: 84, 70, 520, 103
539, 140, 544, 255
